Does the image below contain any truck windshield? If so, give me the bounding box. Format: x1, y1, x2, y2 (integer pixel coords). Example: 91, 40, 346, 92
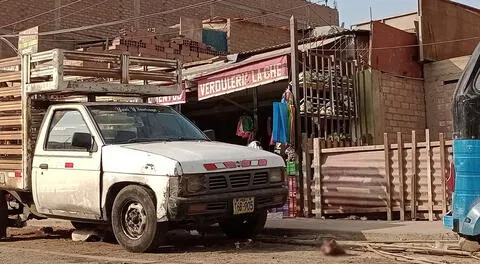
87, 105, 207, 144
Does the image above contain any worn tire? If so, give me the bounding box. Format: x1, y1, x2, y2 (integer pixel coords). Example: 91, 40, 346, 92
220, 209, 267, 239
111, 185, 164, 253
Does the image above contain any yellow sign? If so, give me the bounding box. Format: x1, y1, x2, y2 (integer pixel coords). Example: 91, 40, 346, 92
18, 27, 38, 55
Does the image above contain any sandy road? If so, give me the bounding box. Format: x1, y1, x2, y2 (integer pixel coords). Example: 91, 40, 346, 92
0, 226, 475, 264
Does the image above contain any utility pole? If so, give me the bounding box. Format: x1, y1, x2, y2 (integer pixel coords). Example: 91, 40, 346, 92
290, 16, 305, 216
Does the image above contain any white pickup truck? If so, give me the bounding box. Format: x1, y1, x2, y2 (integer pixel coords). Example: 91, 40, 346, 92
0, 50, 287, 253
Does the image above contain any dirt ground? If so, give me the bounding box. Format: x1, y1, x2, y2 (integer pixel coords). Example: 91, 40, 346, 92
0, 226, 476, 264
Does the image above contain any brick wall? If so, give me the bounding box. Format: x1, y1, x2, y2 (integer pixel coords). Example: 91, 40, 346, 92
0, 0, 338, 42
227, 20, 291, 53
380, 72, 426, 142
424, 55, 470, 140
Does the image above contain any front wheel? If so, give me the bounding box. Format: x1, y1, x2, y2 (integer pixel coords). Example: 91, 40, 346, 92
111, 185, 165, 253
220, 209, 267, 239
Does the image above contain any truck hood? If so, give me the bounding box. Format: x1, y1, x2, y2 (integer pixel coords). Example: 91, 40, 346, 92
120, 141, 285, 174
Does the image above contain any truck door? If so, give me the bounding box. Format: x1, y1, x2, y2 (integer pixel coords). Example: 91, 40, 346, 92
32, 106, 102, 220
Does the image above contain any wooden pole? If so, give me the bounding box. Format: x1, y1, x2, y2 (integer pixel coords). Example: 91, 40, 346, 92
313, 138, 323, 218
397, 132, 405, 221
426, 129, 434, 221
253, 87, 258, 132
384, 133, 392, 221
290, 16, 304, 216
411, 130, 418, 220
439, 133, 447, 216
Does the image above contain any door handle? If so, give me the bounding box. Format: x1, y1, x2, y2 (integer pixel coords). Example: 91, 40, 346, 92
39, 164, 48, 170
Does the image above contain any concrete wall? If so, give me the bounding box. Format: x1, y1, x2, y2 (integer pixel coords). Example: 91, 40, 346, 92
362, 70, 426, 145
370, 21, 422, 78
424, 56, 471, 140
0, 0, 338, 39
354, 12, 419, 33
380, 72, 426, 143
227, 20, 291, 53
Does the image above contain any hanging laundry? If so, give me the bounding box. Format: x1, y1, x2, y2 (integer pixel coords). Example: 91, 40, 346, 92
281, 88, 294, 105
273, 102, 289, 143
236, 115, 254, 139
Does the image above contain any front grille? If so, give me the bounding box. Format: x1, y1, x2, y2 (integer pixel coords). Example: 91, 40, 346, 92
207, 170, 269, 192
229, 173, 251, 188
253, 171, 268, 185
207, 201, 227, 211
208, 175, 228, 190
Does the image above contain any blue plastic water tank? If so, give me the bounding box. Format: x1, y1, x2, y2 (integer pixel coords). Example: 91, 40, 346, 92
452, 139, 480, 234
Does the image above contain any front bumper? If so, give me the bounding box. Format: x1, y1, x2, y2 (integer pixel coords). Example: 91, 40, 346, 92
168, 187, 288, 221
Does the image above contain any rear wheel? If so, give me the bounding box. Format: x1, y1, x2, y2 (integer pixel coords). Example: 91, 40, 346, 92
111, 185, 164, 253
220, 209, 267, 239
0, 192, 7, 238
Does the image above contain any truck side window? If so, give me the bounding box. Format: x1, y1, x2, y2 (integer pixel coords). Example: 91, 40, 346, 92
46, 110, 90, 151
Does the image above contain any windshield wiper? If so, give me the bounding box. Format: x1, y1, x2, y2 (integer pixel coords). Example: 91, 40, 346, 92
124, 137, 172, 143
175, 137, 208, 141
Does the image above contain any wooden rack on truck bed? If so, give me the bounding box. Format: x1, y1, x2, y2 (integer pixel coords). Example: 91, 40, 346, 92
0, 49, 182, 191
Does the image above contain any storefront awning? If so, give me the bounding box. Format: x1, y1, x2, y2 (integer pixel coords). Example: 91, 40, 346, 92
196, 55, 288, 101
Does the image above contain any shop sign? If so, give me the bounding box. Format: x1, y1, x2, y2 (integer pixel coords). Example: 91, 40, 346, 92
197, 55, 288, 101
18, 27, 39, 55
149, 88, 186, 106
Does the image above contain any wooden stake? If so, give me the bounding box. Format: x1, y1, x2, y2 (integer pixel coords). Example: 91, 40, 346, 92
439, 133, 447, 215
426, 129, 433, 221
290, 16, 304, 216
313, 138, 323, 217
411, 130, 418, 220
384, 133, 392, 221
397, 132, 405, 221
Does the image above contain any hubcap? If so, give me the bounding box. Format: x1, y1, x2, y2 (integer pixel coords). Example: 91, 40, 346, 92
121, 202, 147, 240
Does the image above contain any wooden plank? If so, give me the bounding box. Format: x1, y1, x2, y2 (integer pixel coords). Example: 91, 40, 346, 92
0, 86, 21, 98
439, 133, 447, 216
318, 205, 448, 216
0, 116, 21, 126
0, 145, 22, 155
384, 133, 392, 221
0, 131, 22, 141
302, 135, 313, 216
0, 100, 21, 112
0, 159, 22, 170
426, 129, 433, 221
313, 138, 323, 218
411, 130, 418, 220
397, 132, 405, 221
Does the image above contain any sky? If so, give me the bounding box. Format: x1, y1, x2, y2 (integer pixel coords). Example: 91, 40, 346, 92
335, 0, 480, 27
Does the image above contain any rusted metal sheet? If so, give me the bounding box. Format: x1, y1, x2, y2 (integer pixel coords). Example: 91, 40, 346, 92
312, 133, 452, 221
419, 0, 480, 61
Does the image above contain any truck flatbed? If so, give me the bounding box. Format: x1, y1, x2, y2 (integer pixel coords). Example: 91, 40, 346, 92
0, 49, 182, 191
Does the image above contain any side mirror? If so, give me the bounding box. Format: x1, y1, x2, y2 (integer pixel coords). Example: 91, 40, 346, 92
72, 132, 93, 151
203, 129, 216, 141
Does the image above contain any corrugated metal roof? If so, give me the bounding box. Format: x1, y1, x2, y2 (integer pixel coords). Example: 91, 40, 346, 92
237, 29, 368, 56
182, 31, 362, 80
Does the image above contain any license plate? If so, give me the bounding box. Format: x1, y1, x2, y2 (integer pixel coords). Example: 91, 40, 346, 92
233, 197, 255, 215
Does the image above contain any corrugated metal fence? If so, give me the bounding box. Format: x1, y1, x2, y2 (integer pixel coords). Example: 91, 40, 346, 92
308, 129, 452, 221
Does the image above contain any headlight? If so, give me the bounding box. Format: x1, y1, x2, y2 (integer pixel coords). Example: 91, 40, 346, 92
185, 175, 206, 193
269, 168, 284, 183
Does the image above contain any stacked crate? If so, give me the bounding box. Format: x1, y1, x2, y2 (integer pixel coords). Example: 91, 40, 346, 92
79, 28, 225, 63
287, 176, 298, 217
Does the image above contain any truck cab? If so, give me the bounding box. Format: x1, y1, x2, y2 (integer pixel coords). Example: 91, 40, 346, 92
31, 102, 287, 252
